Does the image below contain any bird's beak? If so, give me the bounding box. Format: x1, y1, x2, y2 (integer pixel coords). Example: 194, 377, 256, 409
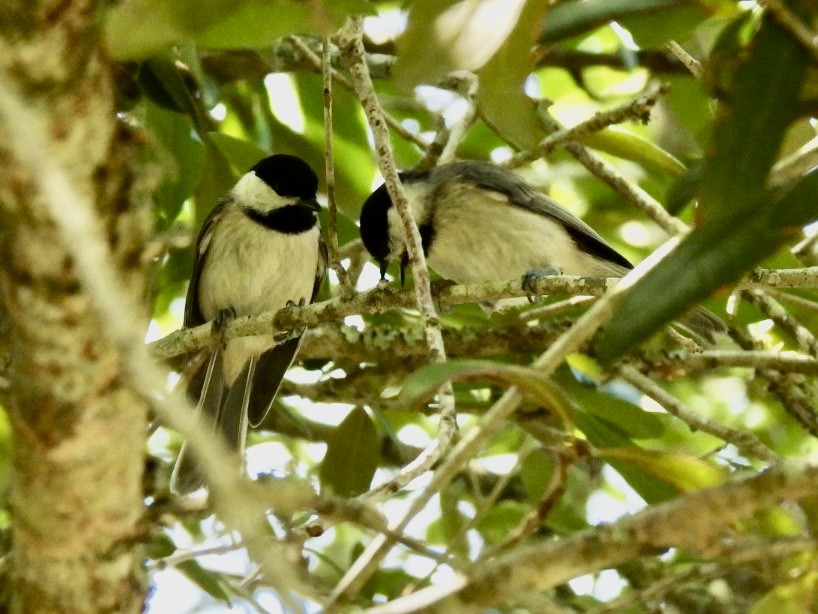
378, 260, 388, 281
303, 198, 321, 212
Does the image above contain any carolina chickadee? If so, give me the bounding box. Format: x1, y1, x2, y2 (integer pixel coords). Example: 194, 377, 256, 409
359, 160, 721, 334
172, 154, 327, 494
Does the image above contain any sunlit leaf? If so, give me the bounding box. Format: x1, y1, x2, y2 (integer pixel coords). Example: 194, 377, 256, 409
582, 127, 687, 178
750, 571, 818, 614
600, 447, 726, 492
394, 0, 526, 91
477, 0, 551, 150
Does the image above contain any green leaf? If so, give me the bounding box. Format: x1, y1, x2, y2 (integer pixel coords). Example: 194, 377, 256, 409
574, 411, 678, 503
600, 447, 726, 492
477, 0, 551, 150
520, 450, 557, 502
320, 407, 380, 497
148, 534, 232, 604
137, 56, 193, 114
594, 7, 816, 363
556, 366, 664, 440
292, 73, 376, 216
105, 0, 369, 60
208, 133, 269, 175
582, 127, 687, 178
145, 101, 206, 227
427, 484, 469, 555
750, 572, 818, 614
192, 144, 237, 223
698, 7, 810, 222
596, 167, 818, 363
399, 360, 573, 427
539, 0, 685, 43
476, 500, 529, 544
620, 2, 734, 49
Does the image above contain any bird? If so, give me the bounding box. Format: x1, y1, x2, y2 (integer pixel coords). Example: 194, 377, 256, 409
171, 153, 327, 494
358, 160, 722, 335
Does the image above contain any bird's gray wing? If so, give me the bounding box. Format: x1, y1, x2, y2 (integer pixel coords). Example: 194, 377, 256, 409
437, 162, 633, 270
429, 163, 726, 340
184, 198, 232, 328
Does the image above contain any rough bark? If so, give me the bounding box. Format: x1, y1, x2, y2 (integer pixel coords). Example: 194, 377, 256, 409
0, 1, 148, 611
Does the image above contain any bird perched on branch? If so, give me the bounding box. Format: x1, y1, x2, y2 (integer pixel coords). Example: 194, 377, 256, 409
172, 154, 326, 494
358, 160, 721, 337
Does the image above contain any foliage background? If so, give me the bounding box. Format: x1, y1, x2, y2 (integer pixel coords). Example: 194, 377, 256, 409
4, 0, 818, 612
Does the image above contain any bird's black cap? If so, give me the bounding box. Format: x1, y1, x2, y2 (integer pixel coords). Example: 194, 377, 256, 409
359, 182, 393, 277
251, 154, 318, 200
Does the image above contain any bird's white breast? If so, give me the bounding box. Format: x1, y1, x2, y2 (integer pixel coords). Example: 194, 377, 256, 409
198, 208, 320, 382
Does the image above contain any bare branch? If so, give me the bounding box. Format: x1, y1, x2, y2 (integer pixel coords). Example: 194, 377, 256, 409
385, 462, 818, 611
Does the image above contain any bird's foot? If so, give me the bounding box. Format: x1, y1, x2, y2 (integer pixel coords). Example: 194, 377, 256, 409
274, 298, 307, 342
212, 307, 237, 346
522, 268, 562, 303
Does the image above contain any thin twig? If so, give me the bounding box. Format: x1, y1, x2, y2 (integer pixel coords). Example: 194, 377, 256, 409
149, 274, 619, 360
665, 40, 702, 78
320, 34, 352, 290
149, 266, 818, 361
505, 82, 669, 169
328, 20, 459, 605
617, 365, 780, 463
325, 226, 675, 605
640, 349, 818, 377
287, 34, 428, 151
438, 71, 480, 164
743, 289, 818, 359
565, 140, 688, 236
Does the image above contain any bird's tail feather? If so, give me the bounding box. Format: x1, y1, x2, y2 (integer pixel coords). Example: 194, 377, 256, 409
170, 349, 250, 494
247, 336, 303, 427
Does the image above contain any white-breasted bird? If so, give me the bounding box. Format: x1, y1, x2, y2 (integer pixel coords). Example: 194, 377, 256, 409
172, 154, 326, 494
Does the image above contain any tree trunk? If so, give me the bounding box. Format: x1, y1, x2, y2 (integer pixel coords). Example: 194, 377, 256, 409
0, 1, 148, 611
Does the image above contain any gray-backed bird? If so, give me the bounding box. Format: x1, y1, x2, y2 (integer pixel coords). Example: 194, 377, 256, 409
359, 160, 721, 336
172, 154, 326, 494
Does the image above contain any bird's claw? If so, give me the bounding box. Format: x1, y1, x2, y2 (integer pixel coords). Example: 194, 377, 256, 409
274, 298, 307, 342
522, 268, 562, 303
212, 307, 237, 347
